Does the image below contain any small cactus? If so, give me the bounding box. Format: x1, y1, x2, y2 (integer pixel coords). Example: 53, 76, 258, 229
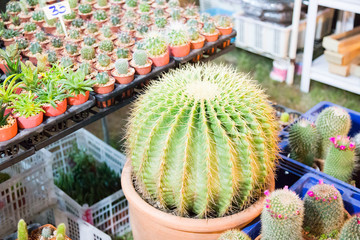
324, 135, 356, 182
216, 15, 232, 28
199, 12, 211, 23
110, 15, 120, 26
261, 188, 304, 240
47, 50, 58, 64
7, 1, 21, 13
56, 22, 65, 34
98, 53, 111, 67
51, 37, 63, 48
110, 5, 121, 15
170, 8, 181, 21
125, 0, 137, 8
32, 10, 44, 21
17, 219, 28, 240
115, 59, 129, 74
65, 43, 78, 55
96, 72, 110, 84
315, 107, 351, 159
145, 33, 168, 57
24, 22, 37, 32
203, 21, 217, 34
137, 23, 149, 35
139, 13, 151, 24
118, 31, 132, 44
61, 56, 74, 68
188, 27, 200, 41
168, 0, 179, 8
99, 39, 114, 52
64, 11, 77, 20
81, 46, 95, 60
41, 227, 52, 239
124, 9, 136, 19
86, 22, 99, 33
97, 0, 108, 7
218, 230, 251, 240
93, 10, 108, 21
155, 17, 167, 29
155, 0, 165, 6
56, 223, 66, 237
79, 3, 92, 14
303, 181, 345, 238
187, 19, 199, 28
100, 25, 112, 38
15, 38, 29, 50
79, 61, 91, 75
184, 5, 198, 17
154, 8, 165, 17
115, 48, 130, 59
29, 41, 43, 54
289, 119, 319, 166
35, 31, 47, 42
133, 50, 148, 66
83, 36, 96, 46
123, 21, 135, 31
69, 28, 80, 40
139, 2, 150, 12
339, 214, 360, 240
71, 18, 85, 28
68, 0, 77, 8
167, 23, 189, 46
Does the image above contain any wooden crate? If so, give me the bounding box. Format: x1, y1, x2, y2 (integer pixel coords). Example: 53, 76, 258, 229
323, 26, 360, 54
324, 49, 360, 65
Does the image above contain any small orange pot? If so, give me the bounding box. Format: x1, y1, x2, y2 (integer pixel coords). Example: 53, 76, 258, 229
93, 77, 115, 94
17, 112, 43, 129
43, 25, 57, 35
130, 59, 152, 75
68, 91, 90, 105
202, 31, 219, 42
149, 51, 169, 67
217, 26, 232, 36
190, 35, 205, 49
3, 38, 15, 47
111, 67, 135, 84
19, 14, 31, 23
0, 118, 17, 142
170, 42, 191, 58
79, 12, 93, 20
42, 99, 67, 117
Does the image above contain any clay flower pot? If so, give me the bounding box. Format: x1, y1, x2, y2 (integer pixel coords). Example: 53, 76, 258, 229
93, 76, 116, 94
110, 0, 124, 5
19, 13, 31, 23
68, 91, 90, 105
16, 112, 43, 129
130, 59, 152, 75
24, 30, 37, 41
122, 160, 275, 240
110, 24, 121, 33
94, 63, 115, 75
217, 26, 233, 36
42, 99, 68, 117
3, 38, 16, 47
111, 67, 135, 84
93, 3, 110, 11
169, 42, 191, 57
149, 50, 169, 67
79, 12, 93, 20
32, 19, 44, 28
30, 224, 72, 240
43, 24, 57, 35
115, 39, 135, 48
190, 35, 205, 49
0, 117, 17, 142
202, 30, 219, 42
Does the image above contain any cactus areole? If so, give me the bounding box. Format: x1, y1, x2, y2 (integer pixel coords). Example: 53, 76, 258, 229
125, 63, 278, 220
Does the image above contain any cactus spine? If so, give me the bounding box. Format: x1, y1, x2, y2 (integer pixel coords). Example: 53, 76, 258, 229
315, 107, 351, 159
303, 182, 345, 237
218, 230, 251, 240
17, 219, 28, 240
324, 135, 356, 182
98, 53, 111, 67
126, 63, 278, 218
289, 119, 319, 166
115, 59, 129, 74
261, 188, 304, 240
339, 214, 360, 240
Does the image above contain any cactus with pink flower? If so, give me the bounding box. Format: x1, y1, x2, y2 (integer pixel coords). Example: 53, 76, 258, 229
324, 135, 356, 182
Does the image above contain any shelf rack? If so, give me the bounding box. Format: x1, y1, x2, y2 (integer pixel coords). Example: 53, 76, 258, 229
300, 0, 360, 94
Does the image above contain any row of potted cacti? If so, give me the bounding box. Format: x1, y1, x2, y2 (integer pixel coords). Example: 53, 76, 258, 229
17, 219, 70, 240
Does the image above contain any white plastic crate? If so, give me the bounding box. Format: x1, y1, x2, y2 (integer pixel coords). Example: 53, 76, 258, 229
46, 129, 131, 237
234, 8, 334, 59
199, 0, 243, 13
0, 149, 56, 236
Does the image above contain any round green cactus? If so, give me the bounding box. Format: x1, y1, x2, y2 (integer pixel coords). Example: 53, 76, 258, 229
32, 10, 44, 21
139, 2, 150, 12
71, 18, 85, 28
324, 136, 356, 182
126, 63, 278, 218
17, 219, 28, 240
218, 230, 251, 240
118, 31, 132, 44
115, 59, 129, 75
110, 15, 120, 26
64, 11, 76, 20
339, 214, 360, 240
24, 22, 37, 32
289, 119, 319, 166
125, 0, 137, 7
303, 182, 345, 238
47, 50, 58, 64
79, 4, 92, 14
81, 46, 95, 60
139, 13, 151, 24
15, 38, 29, 50
124, 21, 135, 31
188, 27, 200, 41
65, 43, 78, 55
315, 107, 351, 159
133, 49, 148, 66
35, 31, 47, 42
99, 39, 114, 52
145, 33, 168, 57
137, 23, 149, 35
61, 56, 74, 68
96, 72, 110, 84
155, 17, 167, 28
98, 53, 111, 67
69, 29, 80, 40
93, 10, 107, 21
167, 23, 189, 46
154, 8, 165, 17
261, 188, 304, 240
29, 42, 42, 54
79, 62, 91, 75
86, 22, 99, 33
51, 37, 63, 48
110, 5, 121, 15
41, 227, 52, 238
97, 0, 108, 7
203, 21, 217, 34
83, 36, 96, 46
170, 8, 181, 20
100, 25, 112, 38
115, 48, 130, 59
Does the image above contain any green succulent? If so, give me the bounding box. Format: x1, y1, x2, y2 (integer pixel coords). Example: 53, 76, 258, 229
47, 50, 58, 64
110, 15, 120, 26
61, 69, 96, 96
17, 219, 28, 240
79, 4, 92, 14
125, 0, 137, 8
96, 72, 110, 84
80, 46, 95, 60
60, 56, 74, 68
71, 18, 85, 28
0, 44, 21, 76
139, 2, 150, 12
37, 80, 71, 108
187, 19, 199, 28
97, 0, 108, 7
145, 34, 168, 56
55, 22, 65, 34
86, 22, 99, 33
45, 16, 57, 27
100, 25, 112, 38
114, 59, 129, 75
154, 8, 165, 18
79, 61, 91, 75
133, 49, 148, 66
15, 38, 29, 50
41, 227, 52, 239
26, 0, 38, 7
68, 0, 77, 8
135, 40, 146, 50
199, 12, 211, 23
216, 15, 232, 28
110, 5, 121, 15
137, 23, 149, 35
6, 1, 21, 13
69, 28, 80, 40
168, 0, 179, 8
11, 15, 21, 26
188, 27, 200, 41
56, 224, 66, 238
124, 21, 135, 31
32, 10, 44, 21
167, 25, 189, 46
184, 5, 198, 16
1, 11, 10, 22
124, 9, 136, 19
2, 29, 20, 39
155, 0, 165, 6
19, 61, 40, 92
155, 17, 167, 28
29, 42, 42, 55
65, 43, 78, 55
12, 91, 45, 118
203, 21, 217, 34
0, 74, 22, 103
99, 39, 114, 52
51, 37, 63, 48
35, 31, 47, 42
139, 13, 151, 24
218, 230, 251, 240
63, 11, 76, 20
83, 36, 96, 46
97, 53, 111, 67
115, 48, 130, 59
118, 31, 132, 44
93, 10, 107, 21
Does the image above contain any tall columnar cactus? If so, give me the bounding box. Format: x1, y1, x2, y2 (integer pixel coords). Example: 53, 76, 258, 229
126, 63, 279, 218
339, 214, 360, 240
303, 181, 345, 237
218, 230, 251, 240
324, 135, 356, 182
56, 223, 66, 237
17, 219, 28, 240
315, 107, 351, 159
261, 188, 304, 240
289, 119, 319, 166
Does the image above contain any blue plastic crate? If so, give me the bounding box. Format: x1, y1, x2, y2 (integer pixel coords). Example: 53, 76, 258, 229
243, 173, 360, 240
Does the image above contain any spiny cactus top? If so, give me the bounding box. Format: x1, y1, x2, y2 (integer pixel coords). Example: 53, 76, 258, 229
218, 230, 251, 240
17, 219, 28, 240
261, 187, 304, 240
42, 227, 52, 238
303, 181, 345, 237
127, 63, 279, 218
339, 214, 360, 240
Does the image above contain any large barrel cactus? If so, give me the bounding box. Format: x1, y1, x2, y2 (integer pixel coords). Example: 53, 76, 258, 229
127, 64, 279, 218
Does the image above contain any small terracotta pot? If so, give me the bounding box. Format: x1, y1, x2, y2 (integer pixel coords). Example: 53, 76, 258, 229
217, 26, 232, 36
42, 99, 67, 117
110, 0, 124, 5
17, 112, 43, 129
190, 35, 205, 49
27, 53, 38, 65
170, 42, 191, 57
32, 19, 44, 28
149, 50, 169, 67
3, 38, 15, 47
93, 3, 110, 11
0, 117, 17, 142
202, 30, 219, 42
23, 31, 36, 41
63, 19, 73, 27
130, 59, 152, 75
94, 63, 115, 75
30, 224, 72, 240
110, 24, 121, 33
43, 24, 57, 35
68, 91, 90, 105
122, 160, 275, 240
93, 18, 109, 28
93, 77, 115, 94
19, 14, 31, 23
111, 67, 135, 84
79, 12, 93, 20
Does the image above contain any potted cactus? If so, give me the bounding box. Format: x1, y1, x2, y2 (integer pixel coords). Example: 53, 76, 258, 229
43, 17, 57, 34
79, 46, 96, 63
138, 2, 151, 14
92, 10, 108, 28
95, 53, 114, 74
98, 39, 115, 55
215, 15, 233, 35
188, 27, 205, 49
94, 0, 110, 11
26, 0, 39, 9
167, 23, 190, 57
123, 9, 137, 21
64, 42, 79, 59
23, 22, 38, 40
62, 69, 95, 105
0, 100, 17, 142
47, 50, 58, 65
1, 12, 11, 28
109, 15, 121, 33
6, 1, 21, 17
135, 23, 150, 40
124, 0, 138, 10
139, 13, 153, 25
169, 8, 183, 22
15, 38, 29, 52
202, 21, 219, 42
167, 0, 179, 9
1, 29, 20, 46
60, 56, 77, 70
78, 3, 93, 20
26, 221, 70, 240
115, 31, 135, 48
112, 58, 135, 84
71, 18, 85, 32
54, 22, 66, 38
81, 35, 98, 48
27, 41, 43, 65
154, 8, 167, 18
198, 12, 211, 25
18, 0, 31, 22
79, 61, 97, 80
114, 47, 132, 61
186, 19, 200, 29
130, 49, 152, 75
154, 16, 168, 30
184, 5, 199, 19
12, 91, 45, 129
9, 15, 22, 30
144, 33, 169, 67
98, 25, 116, 41
93, 71, 115, 94
31, 10, 45, 28
63, 11, 77, 26
85, 22, 100, 36
152, 0, 167, 9
122, 21, 136, 36
67, 28, 82, 43
110, 5, 122, 15
35, 31, 50, 48
122, 63, 277, 240
50, 37, 64, 54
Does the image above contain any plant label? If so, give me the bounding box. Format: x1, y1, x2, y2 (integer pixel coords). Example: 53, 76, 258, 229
43, 1, 71, 20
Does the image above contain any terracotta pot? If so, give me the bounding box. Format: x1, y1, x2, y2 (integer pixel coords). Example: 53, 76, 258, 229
111, 67, 135, 84
170, 42, 191, 57
43, 24, 57, 34
19, 14, 31, 23
93, 3, 110, 11
94, 63, 115, 75
42, 99, 67, 117
27, 54, 38, 65
3, 38, 15, 47
110, 0, 124, 5
67, 91, 90, 105
17, 112, 43, 129
202, 30, 219, 42
0, 117, 17, 142
122, 160, 275, 240
23, 31, 36, 41
190, 35, 205, 49
217, 26, 232, 36
79, 12, 93, 20
149, 50, 169, 67
30, 224, 72, 240
130, 59, 152, 75
93, 77, 115, 94
32, 19, 44, 28
110, 25, 121, 33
